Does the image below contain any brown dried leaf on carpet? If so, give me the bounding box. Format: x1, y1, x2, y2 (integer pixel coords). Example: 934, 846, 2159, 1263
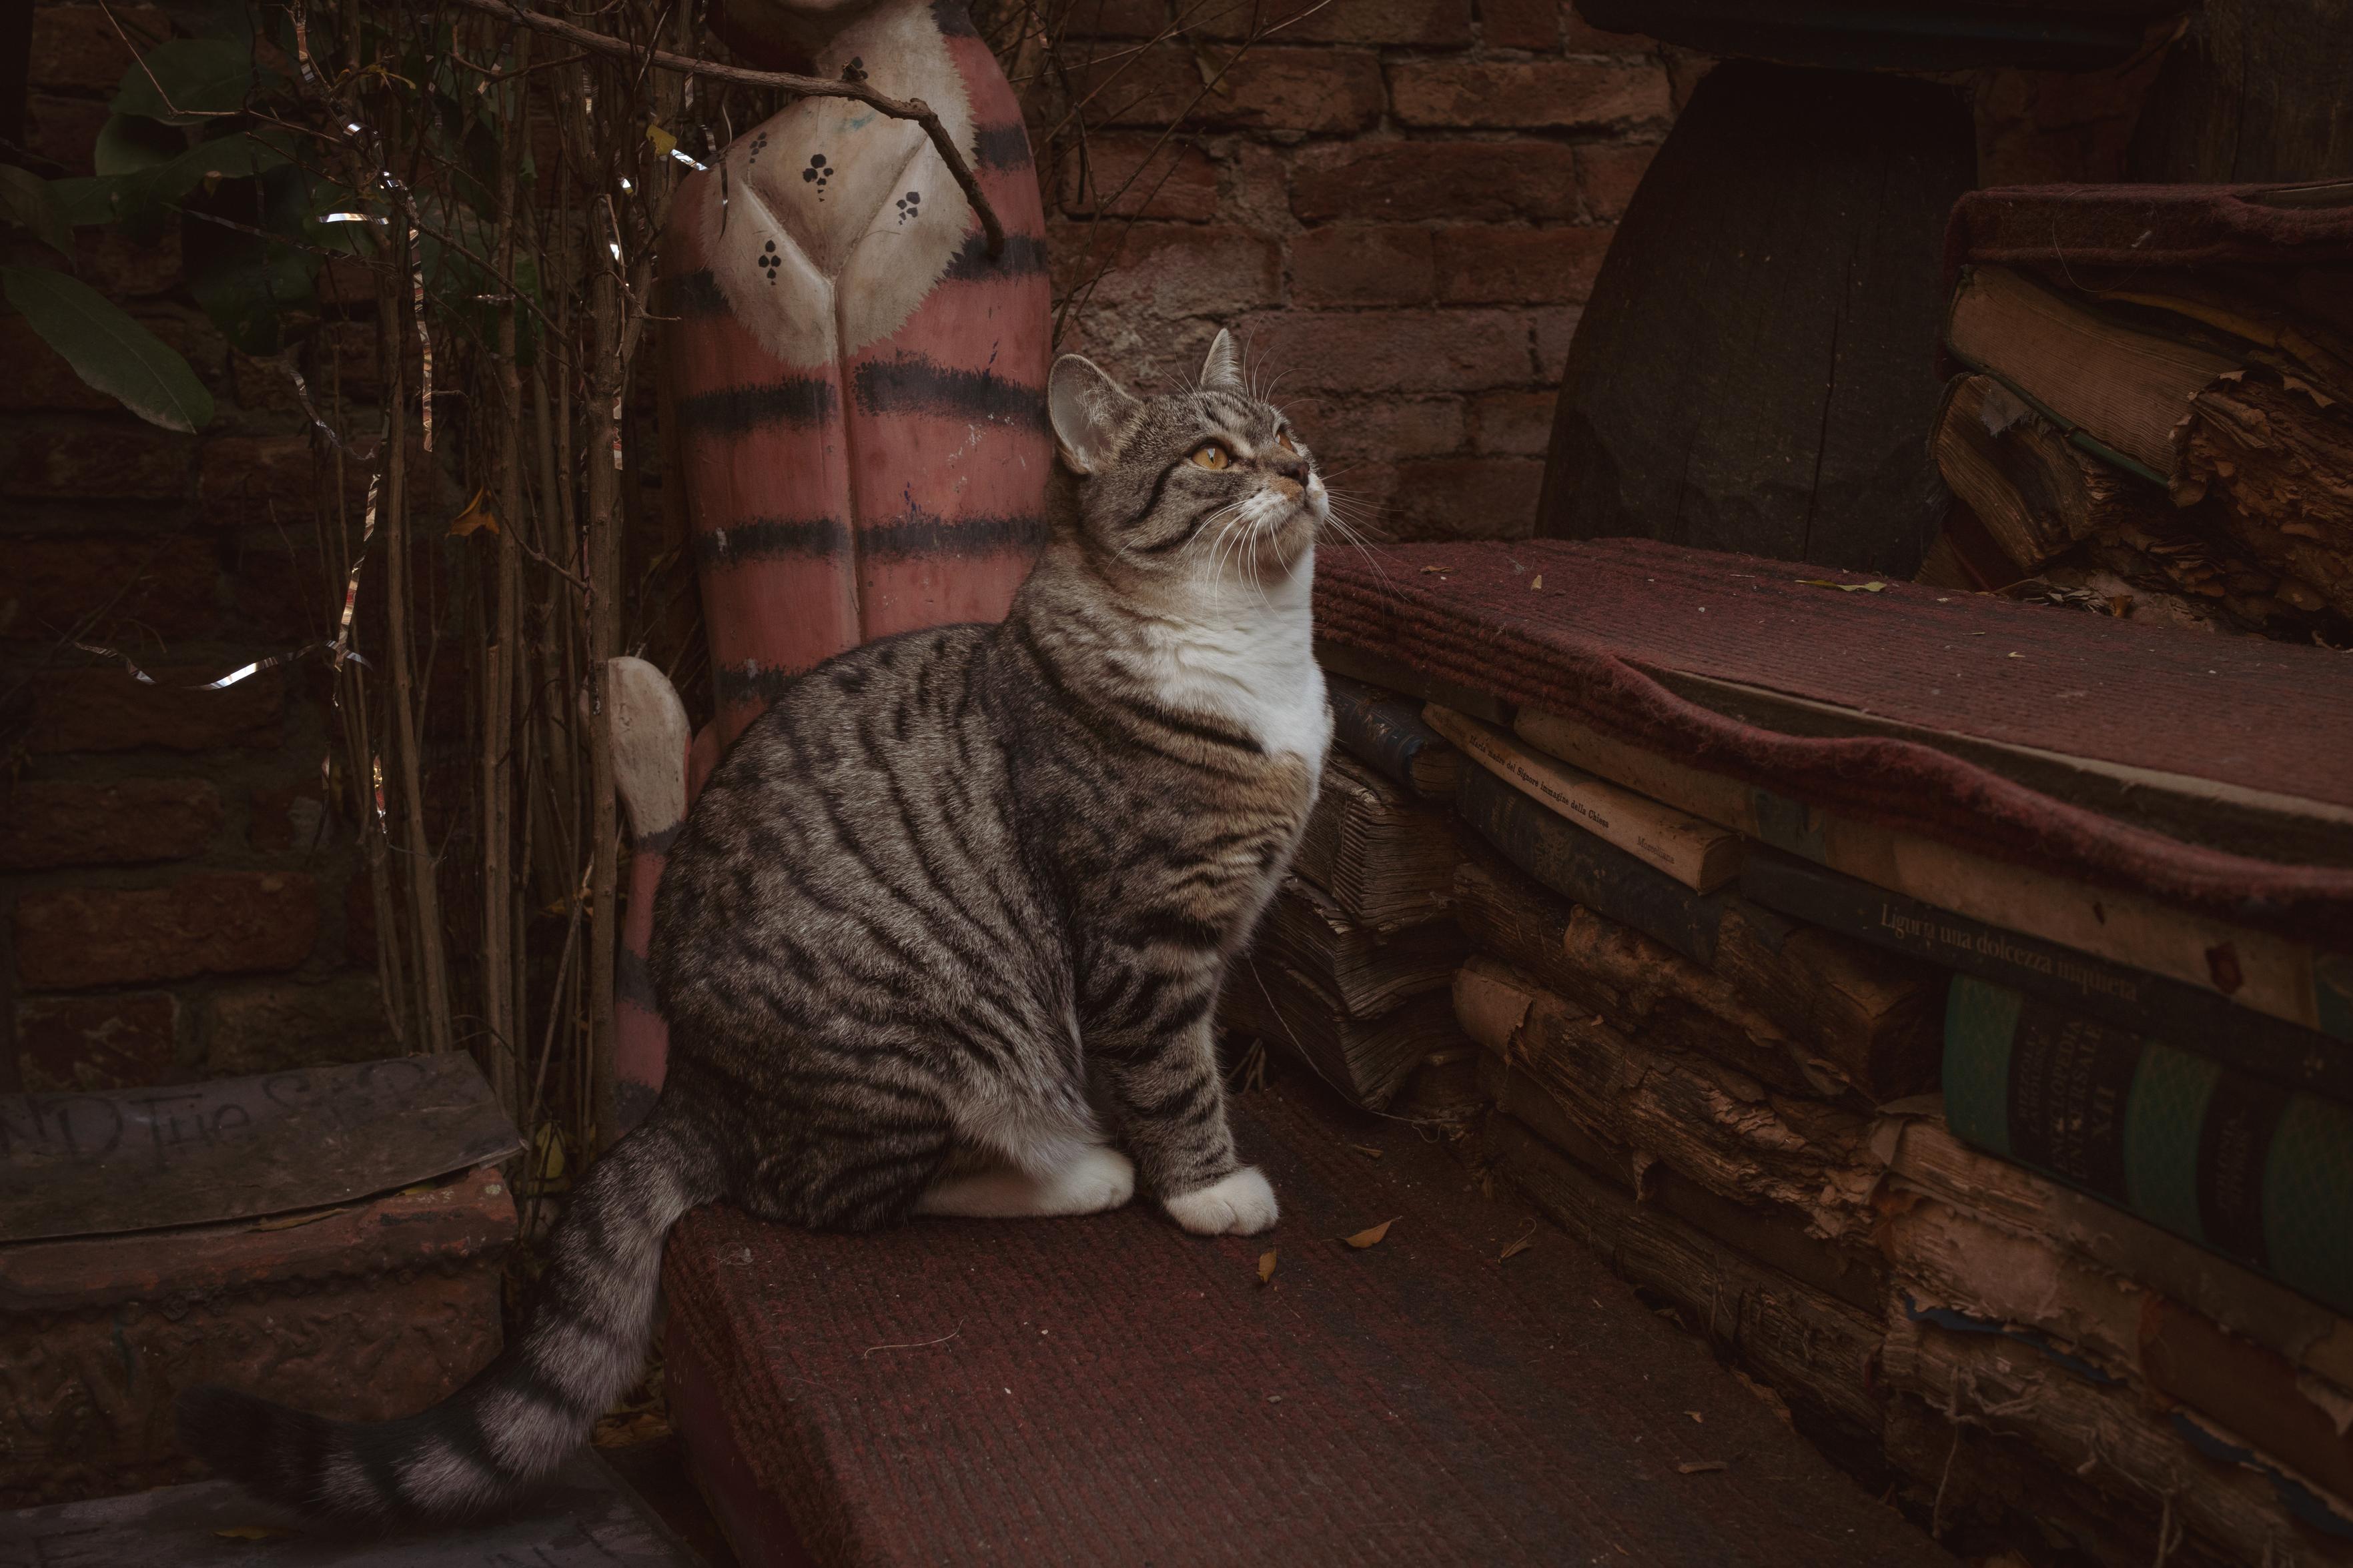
1258, 1248, 1278, 1285
1343, 1219, 1395, 1249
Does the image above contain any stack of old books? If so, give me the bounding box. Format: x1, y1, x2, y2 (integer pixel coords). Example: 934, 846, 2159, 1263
1218, 671, 1470, 1112
1303, 541, 2353, 1567
1918, 181, 2353, 650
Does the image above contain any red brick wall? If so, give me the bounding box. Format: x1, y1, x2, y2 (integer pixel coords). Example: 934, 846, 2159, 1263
1037, 3, 2174, 543
3, 3, 392, 1094
1043, 0, 1691, 542
4, 1, 2168, 1096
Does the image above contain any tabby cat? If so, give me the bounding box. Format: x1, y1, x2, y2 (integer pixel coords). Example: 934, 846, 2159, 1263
181, 329, 1332, 1523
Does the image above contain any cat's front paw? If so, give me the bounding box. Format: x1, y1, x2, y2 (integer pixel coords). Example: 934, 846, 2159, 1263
1163, 1166, 1278, 1236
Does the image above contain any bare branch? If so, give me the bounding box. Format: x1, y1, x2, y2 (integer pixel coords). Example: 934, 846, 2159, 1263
439, 0, 1007, 257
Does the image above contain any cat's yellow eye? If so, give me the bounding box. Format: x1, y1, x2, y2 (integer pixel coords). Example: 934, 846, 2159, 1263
1190, 444, 1230, 471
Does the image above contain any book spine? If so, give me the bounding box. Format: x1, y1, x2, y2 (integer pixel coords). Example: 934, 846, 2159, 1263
1326, 674, 1450, 798
1743, 848, 2353, 1102
1425, 703, 1739, 892
1943, 976, 2353, 1319
1454, 766, 1725, 968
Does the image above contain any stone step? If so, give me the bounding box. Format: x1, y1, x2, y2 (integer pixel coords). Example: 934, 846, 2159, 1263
660, 1074, 1951, 1567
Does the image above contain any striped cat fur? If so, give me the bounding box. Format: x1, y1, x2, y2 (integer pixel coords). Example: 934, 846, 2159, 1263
180, 330, 1333, 1524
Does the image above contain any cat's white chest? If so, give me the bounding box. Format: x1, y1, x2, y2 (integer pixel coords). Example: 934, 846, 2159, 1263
1148, 580, 1330, 769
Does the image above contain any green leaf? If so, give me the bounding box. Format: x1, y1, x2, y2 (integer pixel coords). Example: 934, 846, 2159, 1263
112, 38, 264, 124
0, 265, 214, 432
49, 131, 292, 233
94, 112, 186, 177
186, 176, 318, 355
0, 166, 73, 259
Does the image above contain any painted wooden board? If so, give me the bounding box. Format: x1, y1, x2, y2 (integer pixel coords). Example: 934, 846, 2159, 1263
0, 1055, 521, 1245
0, 1451, 702, 1567
662, 0, 1051, 744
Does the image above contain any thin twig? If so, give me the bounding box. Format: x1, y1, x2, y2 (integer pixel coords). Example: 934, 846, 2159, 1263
864, 1323, 963, 1357
440, 0, 1007, 257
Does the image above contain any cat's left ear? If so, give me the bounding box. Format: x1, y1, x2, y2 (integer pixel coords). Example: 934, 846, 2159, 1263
1199, 328, 1244, 394
1049, 353, 1141, 475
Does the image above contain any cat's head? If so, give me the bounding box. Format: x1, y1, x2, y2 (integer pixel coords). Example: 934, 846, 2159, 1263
1045, 331, 1326, 589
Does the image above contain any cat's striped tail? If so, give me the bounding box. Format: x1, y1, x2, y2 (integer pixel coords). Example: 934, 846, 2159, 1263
177, 1109, 719, 1524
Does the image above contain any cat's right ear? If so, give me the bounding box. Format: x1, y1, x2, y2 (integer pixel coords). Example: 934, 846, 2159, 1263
1048, 353, 1141, 475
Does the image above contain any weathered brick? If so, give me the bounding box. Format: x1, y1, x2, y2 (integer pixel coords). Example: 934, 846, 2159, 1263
1535, 305, 1583, 376
1059, 135, 1222, 221
13, 870, 320, 989
1576, 141, 1658, 221
27, 94, 108, 176
1091, 46, 1386, 134
1282, 396, 1465, 468
1292, 141, 1582, 224
205, 975, 395, 1076
1564, 3, 1653, 52
3, 423, 191, 500
1389, 60, 1671, 129
230, 325, 385, 414
1480, 0, 1561, 49
0, 778, 222, 870
1390, 456, 1546, 540
1468, 389, 1558, 456
1051, 223, 1282, 318
1229, 308, 1530, 393
1434, 224, 1613, 303
1190, 0, 1473, 46
29, 3, 167, 90
0, 315, 113, 414
196, 434, 316, 527
78, 225, 184, 297
27, 665, 285, 754
0, 536, 223, 643
227, 541, 338, 645
249, 776, 330, 854
13, 994, 181, 1092
1290, 225, 1435, 306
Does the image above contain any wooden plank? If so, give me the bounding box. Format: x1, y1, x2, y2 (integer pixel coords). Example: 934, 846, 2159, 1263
2128, 0, 2353, 185
1512, 705, 2338, 1036
0, 1055, 522, 1245
1535, 61, 1971, 576
0, 1451, 703, 1566
1422, 702, 1743, 892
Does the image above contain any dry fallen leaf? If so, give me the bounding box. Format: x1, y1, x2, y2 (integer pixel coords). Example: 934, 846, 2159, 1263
448, 487, 500, 538
1686, 1411, 1704, 1423
1797, 578, 1886, 592
1677, 1461, 1727, 1475
1344, 1219, 1396, 1249
252, 1206, 348, 1233
1258, 1249, 1278, 1285
1530, 574, 1544, 590
215, 1525, 298, 1541
1499, 1226, 1536, 1262
1346, 1142, 1384, 1160
1420, 564, 1453, 574
2007, 651, 2023, 659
